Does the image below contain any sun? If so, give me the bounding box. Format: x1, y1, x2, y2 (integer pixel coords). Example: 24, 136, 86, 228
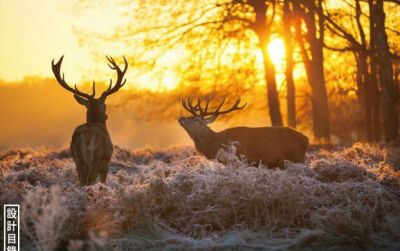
267, 38, 285, 67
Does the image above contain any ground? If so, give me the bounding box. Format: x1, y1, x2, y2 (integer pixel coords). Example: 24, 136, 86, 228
1, 143, 400, 250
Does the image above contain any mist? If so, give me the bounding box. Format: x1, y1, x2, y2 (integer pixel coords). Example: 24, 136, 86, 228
0, 77, 194, 151
0, 77, 276, 151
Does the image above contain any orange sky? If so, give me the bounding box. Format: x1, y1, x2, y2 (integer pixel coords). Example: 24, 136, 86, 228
0, 0, 288, 90
0, 0, 91, 82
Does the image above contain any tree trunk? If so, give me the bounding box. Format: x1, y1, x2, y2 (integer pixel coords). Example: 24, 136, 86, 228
263, 47, 284, 126
355, 0, 373, 141
250, 0, 283, 126
355, 52, 373, 141
372, 0, 398, 141
308, 54, 330, 139
368, 0, 398, 142
368, 0, 381, 142
370, 62, 381, 141
293, 0, 330, 140
369, 47, 381, 141
283, 0, 296, 128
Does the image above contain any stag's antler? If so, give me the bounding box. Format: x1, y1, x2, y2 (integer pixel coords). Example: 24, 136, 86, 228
52, 56, 96, 99
100, 56, 128, 100
182, 97, 203, 115
182, 97, 247, 121
201, 98, 247, 117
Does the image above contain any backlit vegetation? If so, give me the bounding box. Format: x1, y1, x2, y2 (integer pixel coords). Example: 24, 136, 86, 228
1, 143, 399, 250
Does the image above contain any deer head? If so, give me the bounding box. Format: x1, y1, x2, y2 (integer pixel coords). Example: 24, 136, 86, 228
179, 97, 247, 137
52, 56, 128, 124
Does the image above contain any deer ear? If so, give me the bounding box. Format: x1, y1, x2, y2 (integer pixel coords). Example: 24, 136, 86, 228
74, 95, 89, 107
204, 115, 218, 124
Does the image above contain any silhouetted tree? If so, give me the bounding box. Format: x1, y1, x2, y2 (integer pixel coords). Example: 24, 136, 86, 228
370, 0, 398, 141
325, 0, 399, 142
324, 0, 379, 142
368, 0, 382, 141
118, 0, 284, 126
292, 0, 330, 140
72, 0, 400, 141
282, 0, 296, 128
245, 0, 283, 126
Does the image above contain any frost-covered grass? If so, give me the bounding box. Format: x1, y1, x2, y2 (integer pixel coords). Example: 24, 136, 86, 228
1, 143, 400, 250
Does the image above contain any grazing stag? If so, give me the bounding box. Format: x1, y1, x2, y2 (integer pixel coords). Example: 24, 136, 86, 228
179, 98, 308, 167
51, 55, 128, 185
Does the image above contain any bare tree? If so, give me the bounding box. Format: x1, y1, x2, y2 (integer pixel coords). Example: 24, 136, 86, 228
74, 0, 284, 126
245, 0, 283, 126
324, 0, 379, 141
282, 0, 296, 128
368, 0, 382, 141
292, 0, 330, 140
370, 0, 398, 141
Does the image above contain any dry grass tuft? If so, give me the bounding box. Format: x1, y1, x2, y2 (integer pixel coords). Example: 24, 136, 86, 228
1, 143, 399, 250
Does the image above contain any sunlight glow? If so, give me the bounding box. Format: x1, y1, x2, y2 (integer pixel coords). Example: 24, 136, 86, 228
136, 72, 180, 92
267, 38, 285, 67
138, 49, 184, 91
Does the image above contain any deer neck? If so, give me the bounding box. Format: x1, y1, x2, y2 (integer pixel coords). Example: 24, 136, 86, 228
186, 124, 213, 140
86, 113, 106, 125
189, 126, 223, 158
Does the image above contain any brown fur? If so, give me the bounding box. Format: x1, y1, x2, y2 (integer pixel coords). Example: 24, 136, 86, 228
179, 117, 308, 167
68, 96, 114, 186
71, 123, 113, 185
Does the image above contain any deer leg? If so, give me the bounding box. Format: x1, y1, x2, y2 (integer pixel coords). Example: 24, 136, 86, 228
73, 152, 87, 186
87, 158, 101, 185
99, 159, 110, 183
272, 155, 285, 169
277, 159, 285, 169
77, 164, 87, 186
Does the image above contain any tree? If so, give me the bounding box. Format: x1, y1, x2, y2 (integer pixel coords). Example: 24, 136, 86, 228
368, 0, 382, 141
74, 0, 284, 126
72, 0, 400, 141
246, 0, 283, 126
370, 0, 398, 141
324, 0, 380, 142
324, 0, 400, 142
292, 0, 330, 140
282, 0, 296, 128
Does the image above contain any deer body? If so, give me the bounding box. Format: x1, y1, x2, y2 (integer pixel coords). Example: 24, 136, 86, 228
71, 123, 113, 185
52, 55, 127, 186
179, 98, 308, 167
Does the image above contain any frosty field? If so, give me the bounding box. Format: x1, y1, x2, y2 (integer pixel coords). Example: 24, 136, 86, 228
1, 143, 400, 250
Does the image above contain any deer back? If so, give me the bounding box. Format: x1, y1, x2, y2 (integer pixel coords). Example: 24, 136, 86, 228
70, 123, 113, 185
219, 126, 308, 167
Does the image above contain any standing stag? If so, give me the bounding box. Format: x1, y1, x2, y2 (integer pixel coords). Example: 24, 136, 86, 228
179, 98, 309, 167
52, 55, 128, 185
